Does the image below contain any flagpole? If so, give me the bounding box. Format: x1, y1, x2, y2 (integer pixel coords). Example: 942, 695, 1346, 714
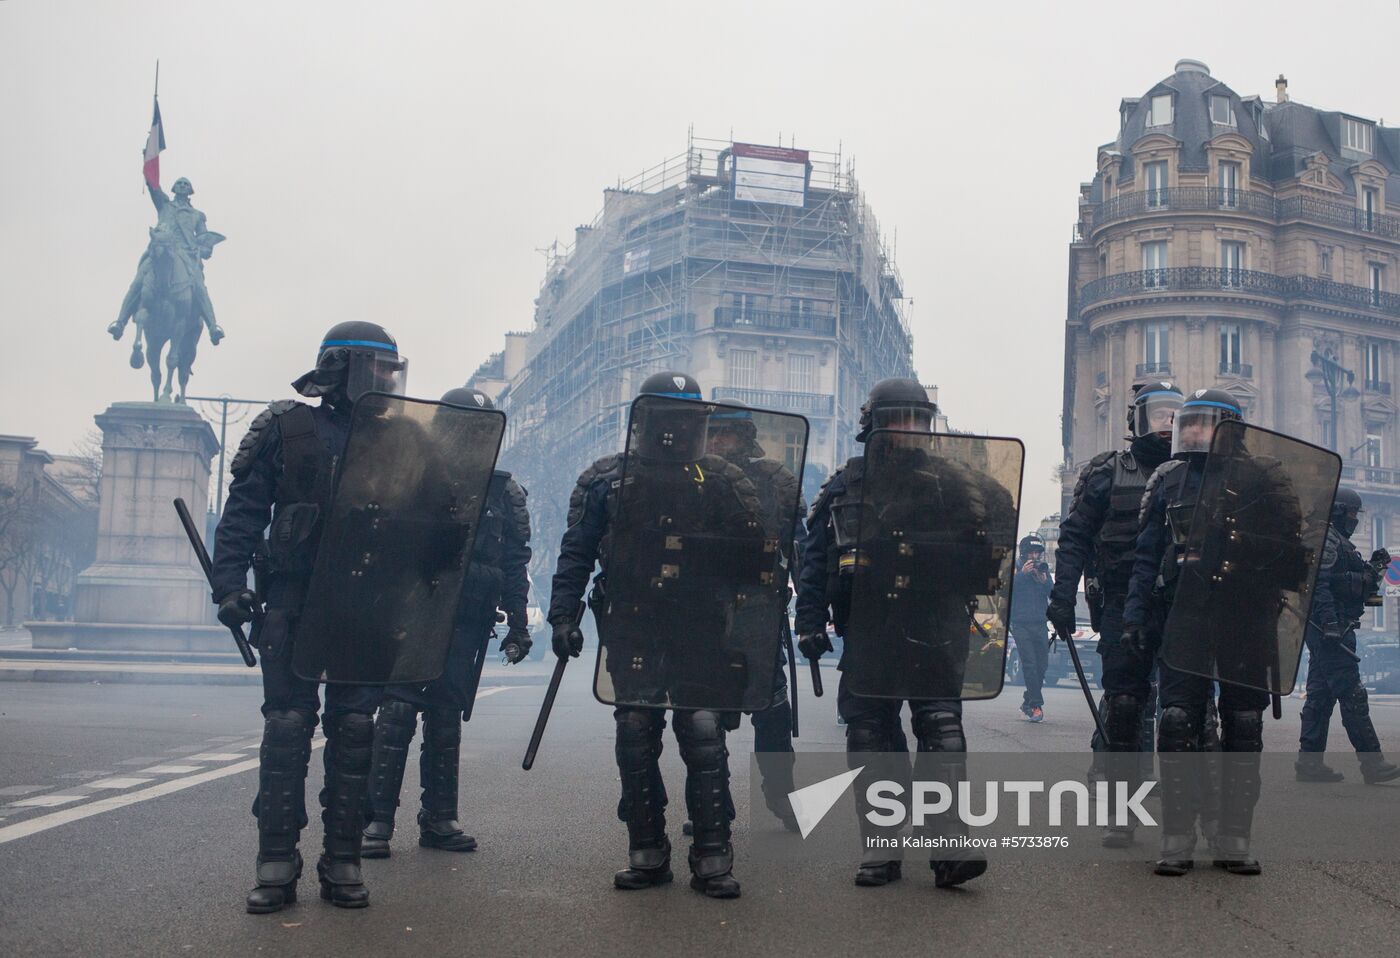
154, 59, 159, 99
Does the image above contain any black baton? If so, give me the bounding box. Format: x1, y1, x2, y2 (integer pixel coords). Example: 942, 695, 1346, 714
173, 497, 256, 667
1054, 625, 1107, 744
522, 600, 585, 771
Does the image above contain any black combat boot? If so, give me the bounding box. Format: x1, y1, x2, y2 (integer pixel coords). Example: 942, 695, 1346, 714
246, 709, 314, 914
913, 710, 987, 890
614, 709, 672, 890
1154, 707, 1200, 876
1295, 752, 1345, 783
318, 711, 373, 908
854, 861, 903, 886
361, 700, 418, 859
1360, 755, 1400, 785
1213, 710, 1263, 876
679, 711, 740, 899
418, 708, 477, 852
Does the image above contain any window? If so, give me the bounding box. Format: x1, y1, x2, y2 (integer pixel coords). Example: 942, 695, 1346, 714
728, 348, 758, 389
730, 292, 765, 322
1371, 263, 1385, 306
1363, 187, 1379, 231
1142, 240, 1168, 286
1343, 117, 1373, 154
1220, 241, 1245, 287
1320, 247, 1332, 276
1148, 94, 1173, 128
1366, 342, 1384, 387
1144, 322, 1170, 368
1220, 323, 1243, 372
1211, 95, 1235, 126
1144, 161, 1168, 208
1367, 434, 1384, 468
1372, 513, 1388, 630
787, 353, 817, 393
1218, 161, 1240, 208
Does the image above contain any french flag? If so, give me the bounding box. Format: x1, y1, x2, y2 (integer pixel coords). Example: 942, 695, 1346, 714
143, 98, 165, 190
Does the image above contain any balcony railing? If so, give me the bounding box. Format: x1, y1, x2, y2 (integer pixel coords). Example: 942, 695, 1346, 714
1365, 379, 1392, 395
1089, 188, 1400, 239
1136, 362, 1172, 377
712, 386, 835, 415
1219, 362, 1253, 378
713, 307, 837, 336
1345, 462, 1400, 490
1078, 267, 1400, 316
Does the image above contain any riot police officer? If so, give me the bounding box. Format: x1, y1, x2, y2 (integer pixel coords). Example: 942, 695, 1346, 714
1125, 388, 1297, 876
1296, 487, 1400, 784
796, 378, 1010, 889
1010, 534, 1052, 722
211, 321, 409, 912
548, 372, 763, 899
705, 402, 806, 831
361, 387, 533, 859
1049, 380, 1182, 843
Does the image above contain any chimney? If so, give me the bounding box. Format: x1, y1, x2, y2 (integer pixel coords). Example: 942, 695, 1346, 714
1275, 74, 1289, 104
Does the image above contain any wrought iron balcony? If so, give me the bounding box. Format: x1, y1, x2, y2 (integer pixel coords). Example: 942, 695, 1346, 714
1088, 188, 1400, 239
1136, 362, 1172, 377
713, 306, 836, 336
1078, 267, 1400, 316
1219, 362, 1253, 378
712, 386, 834, 415
1366, 379, 1392, 395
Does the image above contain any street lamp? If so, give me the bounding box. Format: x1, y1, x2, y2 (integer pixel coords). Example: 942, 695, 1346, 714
1309, 350, 1359, 452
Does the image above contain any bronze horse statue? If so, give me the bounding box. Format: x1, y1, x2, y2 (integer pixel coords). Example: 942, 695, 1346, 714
113, 226, 206, 403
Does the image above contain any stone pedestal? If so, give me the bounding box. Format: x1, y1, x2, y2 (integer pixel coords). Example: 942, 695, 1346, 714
29, 402, 229, 652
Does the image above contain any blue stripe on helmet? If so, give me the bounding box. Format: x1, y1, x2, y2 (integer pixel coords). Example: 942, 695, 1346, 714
651, 391, 702, 399
321, 339, 398, 352
1181, 399, 1241, 412
1137, 390, 1182, 401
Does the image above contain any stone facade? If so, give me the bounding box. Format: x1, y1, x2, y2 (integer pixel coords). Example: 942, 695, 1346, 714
1063, 60, 1400, 634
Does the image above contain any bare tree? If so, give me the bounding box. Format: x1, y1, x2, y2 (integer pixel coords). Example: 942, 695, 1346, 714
0, 481, 44, 626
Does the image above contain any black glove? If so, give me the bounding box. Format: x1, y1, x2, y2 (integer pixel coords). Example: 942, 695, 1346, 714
216, 589, 258, 629
1046, 599, 1076, 638
1371, 548, 1392, 569
501, 628, 532, 664
1121, 624, 1157, 659
1320, 618, 1346, 643
798, 631, 833, 662
552, 620, 584, 659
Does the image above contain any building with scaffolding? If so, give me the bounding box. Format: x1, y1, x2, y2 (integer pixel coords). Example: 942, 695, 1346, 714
473, 135, 918, 584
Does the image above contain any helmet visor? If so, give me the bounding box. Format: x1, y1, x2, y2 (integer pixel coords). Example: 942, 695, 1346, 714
1134, 391, 1182, 439
872, 403, 933, 434
345, 350, 408, 401
1172, 404, 1230, 456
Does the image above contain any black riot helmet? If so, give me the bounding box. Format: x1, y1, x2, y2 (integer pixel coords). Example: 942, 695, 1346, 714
292, 321, 407, 402
705, 399, 763, 461
857, 378, 937, 442
1129, 380, 1183, 442
631, 371, 707, 461
1019, 533, 1046, 559
1172, 388, 1243, 458
1332, 486, 1364, 537
441, 386, 495, 410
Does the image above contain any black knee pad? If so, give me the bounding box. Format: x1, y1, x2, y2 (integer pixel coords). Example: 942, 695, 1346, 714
615, 709, 664, 768
846, 720, 893, 754
423, 708, 462, 748
1104, 693, 1143, 750
1219, 708, 1263, 753
377, 698, 418, 734
912, 710, 966, 753
1157, 706, 1200, 753
675, 711, 728, 767
263, 708, 316, 750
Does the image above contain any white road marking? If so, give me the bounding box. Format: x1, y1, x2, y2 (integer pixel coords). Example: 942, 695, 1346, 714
85, 777, 155, 790
184, 752, 244, 762
0, 786, 46, 797
8, 794, 86, 809
0, 687, 519, 846
140, 765, 201, 774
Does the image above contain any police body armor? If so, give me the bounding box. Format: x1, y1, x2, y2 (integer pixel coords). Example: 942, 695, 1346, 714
253, 402, 338, 590
1324, 528, 1373, 629
1095, 451, 1151, 595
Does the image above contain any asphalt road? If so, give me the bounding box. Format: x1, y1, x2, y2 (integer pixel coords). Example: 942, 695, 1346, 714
2, 663, 1399, 958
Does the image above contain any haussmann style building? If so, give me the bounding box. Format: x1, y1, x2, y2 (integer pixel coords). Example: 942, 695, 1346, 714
1063, 59, 1400, 634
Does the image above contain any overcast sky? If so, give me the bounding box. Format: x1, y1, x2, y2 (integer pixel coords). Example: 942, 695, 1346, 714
4, 0, 1400, 530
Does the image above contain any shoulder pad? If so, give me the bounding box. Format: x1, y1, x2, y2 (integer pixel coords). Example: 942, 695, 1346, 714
705, 455, 762, 514
809, 461, 852, 522
504, 477, 531, 542
1139, 459, 1184, 525
229, 400, 302, 477
567, 454, 623, 527
1322, 526, 1341, 570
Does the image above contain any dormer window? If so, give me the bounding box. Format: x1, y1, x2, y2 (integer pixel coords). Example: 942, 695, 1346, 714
1149, 95, 1174, 128
1343, 117, 1373, 154
1210, 96, 1235, 126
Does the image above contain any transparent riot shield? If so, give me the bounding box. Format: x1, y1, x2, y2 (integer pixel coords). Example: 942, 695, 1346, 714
592, 395, 808, 711
1160, 421, 1340, 694
294, 393, 506, 684
842, 431, 1024, 701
